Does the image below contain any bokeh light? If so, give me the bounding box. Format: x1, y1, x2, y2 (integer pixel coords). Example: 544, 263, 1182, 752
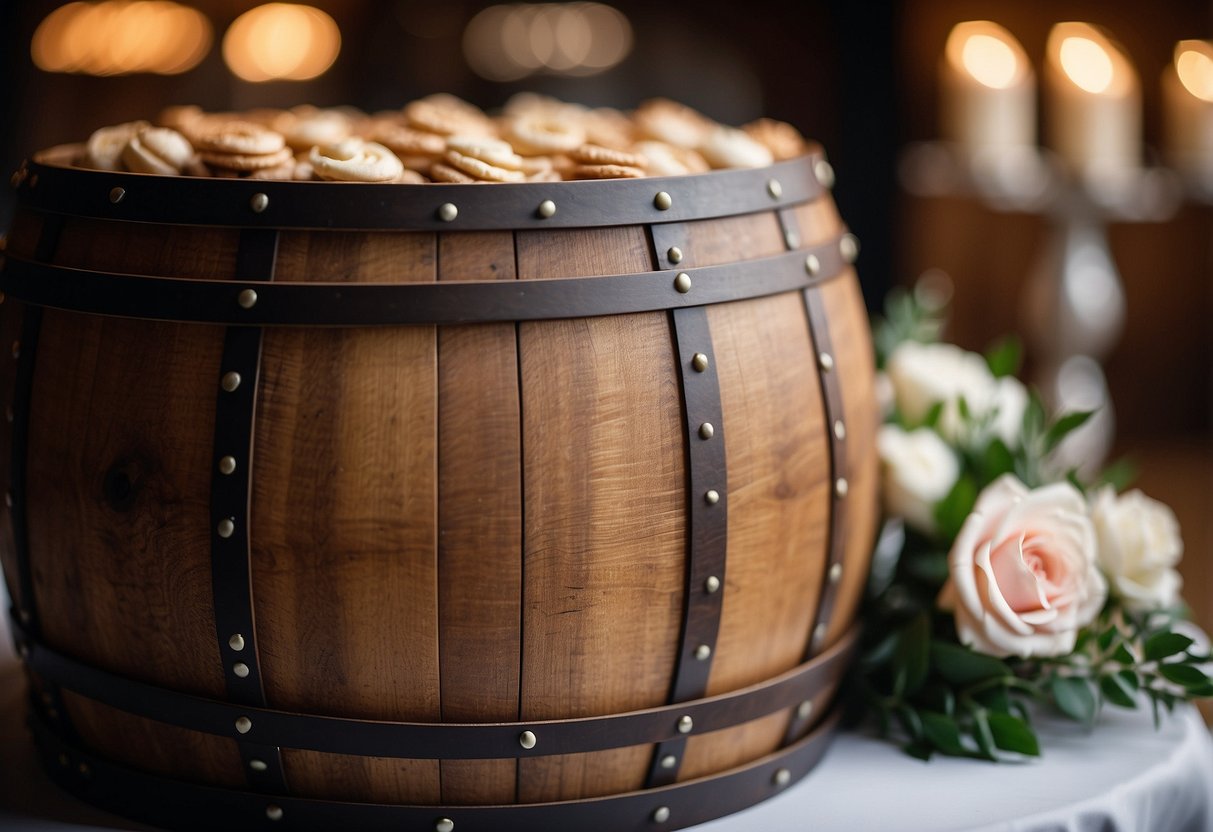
222, 4, 341, 83
463, 2, 632, 82
1176, 41, 1213, 103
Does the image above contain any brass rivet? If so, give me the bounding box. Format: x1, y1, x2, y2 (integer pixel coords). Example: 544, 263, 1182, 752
784, 229, 800, 249
677, 715, 693, 734
519, 730, 537, 750
767, 178, 783, 199
235, 716, 252, 734
11, 340, 19, 359
698, 422, 714, 440
797, 699, 814, 720
833, 420, 846, 440
654, 191, 672, 210
815, 159, 836, 189
704, 489, 720, 505
673, 272, 692, 294
814, 622, 828, 643
829, 562, 843, 583
217, 518, 235, 539
233, 662, 250, 678
835, 477, 849, 498
804, 254, 821, 276
109, 186, 125, 204
659, 754, 677, 769
773, 767, 791, 787
691, 353, 708, 373
266, 805, 283, 821
537, 199, 556, 218
704, 575, 721, 594
818, 352, 835, 373
694, 644, 711, 661
237, 288, 258, 309
840, 233, 859, 264
437, 202, 458, 222
221, 371, 242, 392
436, 819, 455, 832
229, 633, 246, 651
250, 193, 269, 214
219, 455, 237, 475
667, 245, 683, 264
653, 806, 671, 823
248, 759, 268, 772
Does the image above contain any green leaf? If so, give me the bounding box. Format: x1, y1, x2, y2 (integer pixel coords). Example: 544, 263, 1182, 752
921, 401, 944, 430
896, 706, 924, 740
1100, 673, 1138, 708
903, 740, 933, 761
1111, 643, 1136, 665
903, 550, 950, 586
984, 337, 1022, 378
1144, 632, 1195, 662
919, 683, 956, 716
957, 395, 972, 423
1159, 663, 1210, 688
974, 685, 1012, 714
1045, 410, 1095, 452
1022, 393, 1046, 439
1098, 457, 1138, 491
920, 711, 966, 755
972, 709, 997, 760
987, 712, 1040, 756
894, 613, 931, 697
1097, 626, 1120, 652
930, 642, 1011, 686
1186, 682, 1213, 698
934, 475, 978, 542
1050, 676, 1097, 723
981, 439, 1016, 483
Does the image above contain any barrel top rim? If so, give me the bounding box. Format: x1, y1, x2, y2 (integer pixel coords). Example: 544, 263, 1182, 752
15, 143, 830, 231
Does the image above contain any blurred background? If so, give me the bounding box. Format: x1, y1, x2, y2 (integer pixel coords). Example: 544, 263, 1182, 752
0, 0, 1211, 653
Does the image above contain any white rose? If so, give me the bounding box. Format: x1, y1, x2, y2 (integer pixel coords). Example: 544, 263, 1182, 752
877, 425, 958, 535
1090, 487, 1184, 611
938, 475, 1106, 658
886, 341, 1025, 447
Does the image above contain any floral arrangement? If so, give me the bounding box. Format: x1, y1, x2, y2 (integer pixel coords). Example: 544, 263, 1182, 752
852, 288, 1212, 761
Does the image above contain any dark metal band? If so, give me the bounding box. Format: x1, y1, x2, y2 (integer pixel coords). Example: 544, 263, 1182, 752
31, 704, 840, 832
0, 239, 848, 328
18, 149, 822, 232
210, 228, 288, 793
645, 222, 729, 788
10, 610, 854, 760
779, 207, 851, 744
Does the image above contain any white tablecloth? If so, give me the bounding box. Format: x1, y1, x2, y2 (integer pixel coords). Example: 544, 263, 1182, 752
2, 586, 1212, 832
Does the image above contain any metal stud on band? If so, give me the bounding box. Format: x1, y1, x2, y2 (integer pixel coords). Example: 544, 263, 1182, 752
228, 633, 245, 651
813, 623, 828, 643
773, 767, 792, 787
108, 187, 125, 204
797, 699, 814, 720
805, 254, 820, 276
840, 233, 859, 263
833, 420, 846, 440
436, 820, 455, 832
694, 644, 712, 661
818, 352, 834, 373
814, 159, 836, 189
233, 662, 250, 678
705, 575, 721, 593
659, 755, 677, 769
654, 191, 672, 210
266, 805, 283, 821
704, 489, 720, 505
677, 715, 693, 734
653, 806, 671, 823
691, 353, 708, 372
834, 478, 849, 498
221, 371, 241, 392
673, 273, 692, 293
518, 730, 537, 750
249, 193, 269, 214
218, 456, 237, 475
217, 518, 235, 539
437, 203, 458, 222
537, 199, 556, 218
237, 289, 258, 309
698, 422, 714, 440
248, 759, 267, 772
667, 246, 683, 264
234, 716, 252, 734
828, 563, 843, 583
767, 179, 783, 199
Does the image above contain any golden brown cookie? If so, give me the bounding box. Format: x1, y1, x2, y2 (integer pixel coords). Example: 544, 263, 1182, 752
192, 121, 286, 156
122, 127, 194, 175
742, 118, 808, 161
632, 141, 710, 176
199, 146, 294, 171
374, 123, 447, 157
569, 143, 647, 168
309, 140, 404, 182
444, 150, 525, 183
698, 125, 774, 169
429, 162, 478, 183
568, 164, 646, 180
83, 121, 150, 171
446, 136, 524, 170
405, 96, 493, 137
633, 98, 712, 149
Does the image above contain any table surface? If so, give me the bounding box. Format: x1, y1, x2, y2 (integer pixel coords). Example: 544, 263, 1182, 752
3, 591, 1213, 832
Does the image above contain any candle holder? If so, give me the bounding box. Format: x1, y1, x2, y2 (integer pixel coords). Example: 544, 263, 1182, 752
899, 141, 1184, 473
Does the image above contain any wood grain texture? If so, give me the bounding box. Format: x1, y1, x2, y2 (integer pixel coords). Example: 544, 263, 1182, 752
682, 291, 830, 780
436, 231, 521, 805
52, 217, 239, 278
251, 231, 441, 802
516, 226, 685, 802
793, 199, 879, 646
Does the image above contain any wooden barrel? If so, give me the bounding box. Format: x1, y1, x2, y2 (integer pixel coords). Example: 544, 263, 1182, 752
1, 146, 877, 831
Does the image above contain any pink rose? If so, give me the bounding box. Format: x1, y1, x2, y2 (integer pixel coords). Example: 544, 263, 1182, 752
939, 475, 1106, 658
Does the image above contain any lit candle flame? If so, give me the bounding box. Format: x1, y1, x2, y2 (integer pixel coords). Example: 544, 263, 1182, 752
1060, 38, 1113, 94
1176, 41, 1213, 103
1048, 23, 1132, 97
945, 23, 1025, 90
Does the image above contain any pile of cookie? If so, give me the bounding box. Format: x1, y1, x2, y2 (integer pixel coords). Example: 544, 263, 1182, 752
76, 93, 808, 183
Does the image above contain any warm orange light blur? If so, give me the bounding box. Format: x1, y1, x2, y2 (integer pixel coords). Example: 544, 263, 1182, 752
463, 2, 631, 81
1048, 23, 1132, 96
945, 21, 1026, 91
31, 1, 212, 76
1176, 41, 1213, 103
222, 4, 341, 82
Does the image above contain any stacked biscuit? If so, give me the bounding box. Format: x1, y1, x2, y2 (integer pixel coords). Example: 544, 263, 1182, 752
77, 94, 808, 183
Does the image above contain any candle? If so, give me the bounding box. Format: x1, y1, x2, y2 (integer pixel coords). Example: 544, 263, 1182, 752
940, 21, 1035, 152
1045, 22, 1141, 178
1163, 40, 1213, 182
